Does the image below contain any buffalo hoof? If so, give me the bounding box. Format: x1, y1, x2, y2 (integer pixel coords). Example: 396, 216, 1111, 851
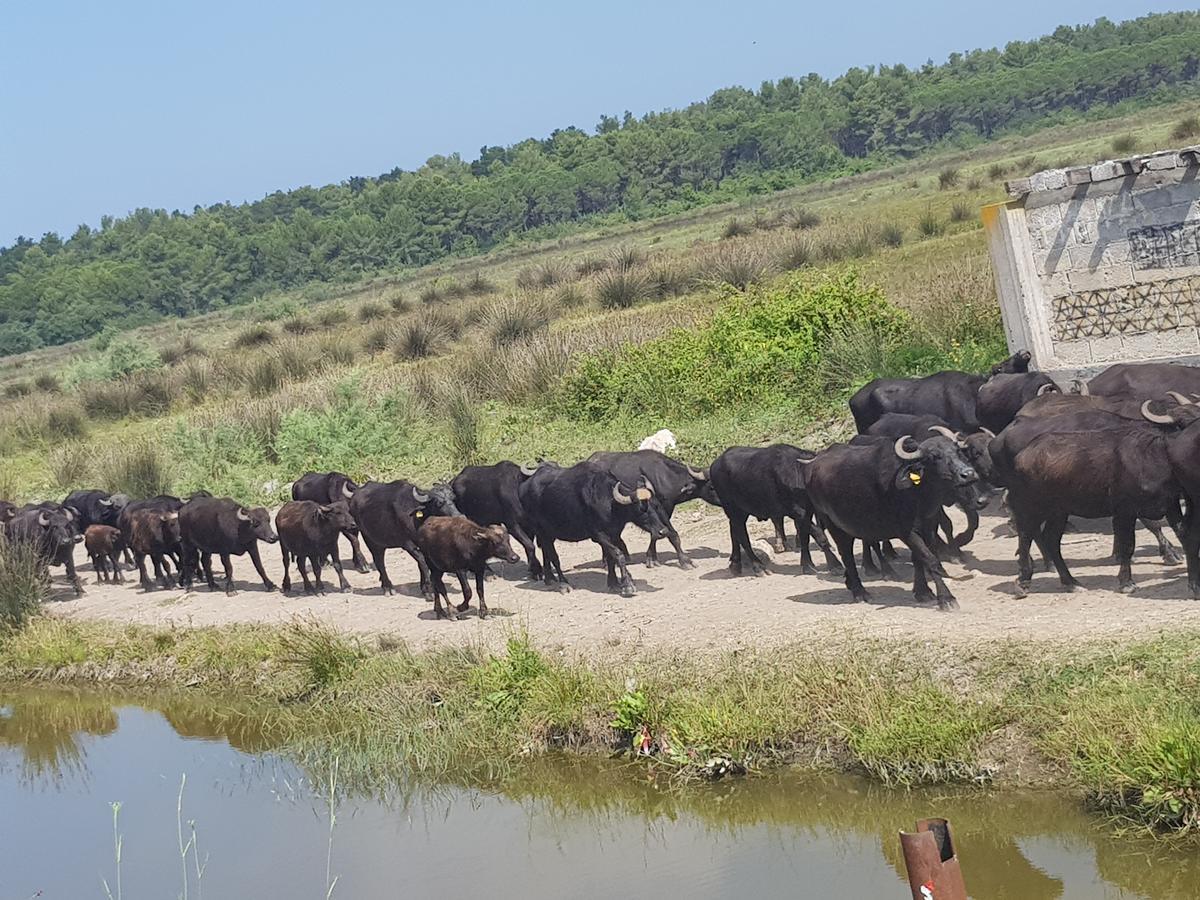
1015, 580, 1030, 599
356, 565, 370, 575
1118, 582, 1137, 595
556, 583, 572, 594
225, 589, 238, 597
1061, 581, 1083, 593
620, 584, 636, 599
264, 581, 278, 593
456, 598, 471, 613
750, 566, 767, 578
728, 561, 742, 575
1162, 547, 1184, 566
678, 557, 696, 570
801, 564, 818, 576
645, 557, 659, 569
439, 607, 459, 621
937, 596, 960, 612
381, 585, 394, 596
914, 589, 936, 605
826, 561, 845, 575
851, 589, 872, 603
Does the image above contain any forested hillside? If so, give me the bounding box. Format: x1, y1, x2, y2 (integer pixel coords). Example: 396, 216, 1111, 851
3, 11, 1199, 355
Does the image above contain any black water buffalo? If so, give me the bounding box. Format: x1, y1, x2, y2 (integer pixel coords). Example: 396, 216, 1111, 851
117, 491, 211, 579
586, 450, 720, 569
1083, 362, 1200, 399
5, 505, 83, 594
276, 500, 358, 595
451, 462, 542, 578
62, 490, 129, 531
125, 508, 182, 590
0, 500, 16, 524
849, 351, 1032, 433
518, 461, 665, 597
990, 407, 1182, 597
707, 444, 841, 577
803, 432, 984, 609
1137, 398, 1200, 597
350, 480, 461, 597
291, 472, 368, 573
179, 497, 279, 595
414, 517, 521, 619
84, 524, 124, 583
975, 372, 1059, 433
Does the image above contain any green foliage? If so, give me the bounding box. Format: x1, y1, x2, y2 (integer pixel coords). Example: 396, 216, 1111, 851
558, 271, 909, 421
472, 637, 549, 721
481, 296, 550, 346
5, 13, 1200, 353
949, 201, 973, 223
917, 208, 945, 238
937, 167, 960, 189
879, 223, 905, 247
1111, 133, 1139, 152
279, 617, 364, 691
610, 688, 649, 734
0, 535, 47, 632
233, 324, 275, 349
594, 268, 650, 309
1172, 114, 1200, 140
101, 440, 173, 498
63, 335, 163, 387
722, 217, 752, 239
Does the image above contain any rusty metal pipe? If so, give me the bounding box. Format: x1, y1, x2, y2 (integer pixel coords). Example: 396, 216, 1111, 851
898, 818, 967, 900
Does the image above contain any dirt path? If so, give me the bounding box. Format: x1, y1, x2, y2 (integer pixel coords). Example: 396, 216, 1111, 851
53, 506, 1200, 654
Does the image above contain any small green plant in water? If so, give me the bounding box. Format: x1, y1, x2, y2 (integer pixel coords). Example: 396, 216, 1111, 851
610, 687, 648, 735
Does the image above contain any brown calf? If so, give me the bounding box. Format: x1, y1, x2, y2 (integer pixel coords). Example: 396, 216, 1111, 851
127, 508, 182, 591
84, 524, 124, 583
414, 516, 520, 620
276, 500, 357, 595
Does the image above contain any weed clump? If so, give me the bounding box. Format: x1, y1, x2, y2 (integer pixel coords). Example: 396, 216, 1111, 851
233, 324, 275, 349
1172, 115, 1200, 142
595, 269, 651, 310
917, 208, 945, 238
1111, 134, 1139, 154
937, 167, 960, 190
0, 536, 48, 632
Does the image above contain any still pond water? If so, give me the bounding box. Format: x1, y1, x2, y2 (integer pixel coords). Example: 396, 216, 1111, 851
0, 689, 1196, 899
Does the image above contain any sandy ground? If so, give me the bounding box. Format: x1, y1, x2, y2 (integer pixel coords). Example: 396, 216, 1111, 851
46, 503, 1200, 656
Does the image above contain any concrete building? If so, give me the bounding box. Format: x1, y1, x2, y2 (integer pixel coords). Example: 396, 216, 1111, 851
983, 147, 1200, 376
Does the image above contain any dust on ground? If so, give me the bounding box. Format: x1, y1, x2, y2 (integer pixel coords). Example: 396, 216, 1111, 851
50, 504, 1200, 656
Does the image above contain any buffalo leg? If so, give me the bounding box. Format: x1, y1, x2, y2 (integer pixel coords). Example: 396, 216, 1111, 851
538, 535, 569, 592
366, 540, 394, 595
795, 511, 841, 575
726, 517, 742, 573
729, 514, 765, 576
399, 541, 432, 600
109, 552, 123, 583
199, 553, 217, 591
217, 553, 235, 595
1041, 514, 1082, 592
594, 532, 635, 597
1012, 504, 1041, 597
62, 553, 82, 596
1113, 514, 1139, 594
247, 544, 276, 593
509, 522, 542, 580
343, 530, 370, 574
280, 546, 293, 594
91, 554, 106, 583
771, 517, 788, 554
1140, 517, 1183, 565
1181, 499, 1200, 598
903, 530, 957, 611
659, 516, 693, 570
474, 570, 489, 618
310, 554, 327, 595
431, 570, 456, 620
296, 554, 315, 594
135, 552, 154, 591
831, 528, 869, 603
861, 540, 879, 576
329, 551, 352, 593
152, 553, 171, 589
455, 570, 473, 610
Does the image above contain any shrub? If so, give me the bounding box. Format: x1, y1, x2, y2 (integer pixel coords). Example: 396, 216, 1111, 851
49, 441, 91, 490
282, 315, 315, 335
917, 208, 945, 238
316, 335, 356, 366
1016, 154, 1038, 172
362, 324, 392, 355
987, 163, 1007, 179
233, 324, 275, 349
702, 242, 772, 290
79, 379, 129, 420
0, 535, 48, 631
393, 316, 449, 361
965, 176, 982, 191
576, 255, 609, 276
442, 279, 468, 300
518, 260, 571, 289
103, 441, 172, 498
317, 305, 349, 328
388, 291, 410, 313
880, 223, 905, 248
558, 271, 908, 421
159, 334, 204, 365
782, 206, 821, 230
3, 380, 32, 399
33, 374, 60, 394
937, 167, 960, 190
179, 358, 214, 404
553, 282, 587, 309
646, 259, 696, 298
595, 268, 651, 309
843, 223, 878, 259
776, 235, 815, 271
722, 217, 752, 239
481, 296, 551, 346
44, 401, 87, 439
418, 283, 442, 305
1172, 115, 1200, 142
949, 201, 973, 223
435, 382, 480, 467
280, 616, 364, 691
609, 245, 644, 272
244, 356, 285, 396
64, 335, 163, 387
466, 271, 497, 296
273, 339, 315, 381
1111, 134, 1138, 154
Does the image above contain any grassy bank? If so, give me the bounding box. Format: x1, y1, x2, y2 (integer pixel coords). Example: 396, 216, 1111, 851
3, 616, 1199, 837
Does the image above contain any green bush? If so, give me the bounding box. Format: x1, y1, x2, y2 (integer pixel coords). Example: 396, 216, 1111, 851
557, 271, 909, 421
63, 335, 163, 388
0, 535, 48, 632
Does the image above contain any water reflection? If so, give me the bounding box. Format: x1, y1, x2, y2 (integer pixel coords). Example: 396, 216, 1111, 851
0, 689, 1195, 899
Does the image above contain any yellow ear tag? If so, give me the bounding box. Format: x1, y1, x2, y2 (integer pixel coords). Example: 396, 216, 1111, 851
415, 510, 426, 519
908, 471, 922, 486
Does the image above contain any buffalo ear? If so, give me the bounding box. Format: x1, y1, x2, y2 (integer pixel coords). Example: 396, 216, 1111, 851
894, 463, 924, 491
317, 505, 332, 519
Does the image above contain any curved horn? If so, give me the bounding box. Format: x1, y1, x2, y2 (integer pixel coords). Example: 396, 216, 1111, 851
38, 511, 49, 528
979, 427, 996, 439
165, 512, 179, 521
1072, 379, 1090, 396
1141, 400, 1177, 426
1036, 382, 1058, 396
686, 465, 708, 481
520, 463, 539, 477
341, 482, 355, 499
927, 424, 959, 442
412, 486, 430, 503
1166, 391, 1194, 406
612, 482, 634, 505
798, 457, 814, 465
236, 507, 251, 522
894, 435, 922, 461
98, 497, 113, 507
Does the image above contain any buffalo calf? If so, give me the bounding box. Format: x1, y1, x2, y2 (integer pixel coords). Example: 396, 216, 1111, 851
276, 500, 357, 595
84, 525, 124, 584
127, 508, 183, 590
415, 516, 521, 619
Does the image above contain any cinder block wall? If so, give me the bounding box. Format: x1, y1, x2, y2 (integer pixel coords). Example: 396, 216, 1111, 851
984, 148, 1200, 375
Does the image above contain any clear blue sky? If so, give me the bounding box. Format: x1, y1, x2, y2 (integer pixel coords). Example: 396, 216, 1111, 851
0, 1, 1187, 245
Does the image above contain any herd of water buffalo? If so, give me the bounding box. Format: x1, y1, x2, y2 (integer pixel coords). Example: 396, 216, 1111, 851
6, 351, 1200, 618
